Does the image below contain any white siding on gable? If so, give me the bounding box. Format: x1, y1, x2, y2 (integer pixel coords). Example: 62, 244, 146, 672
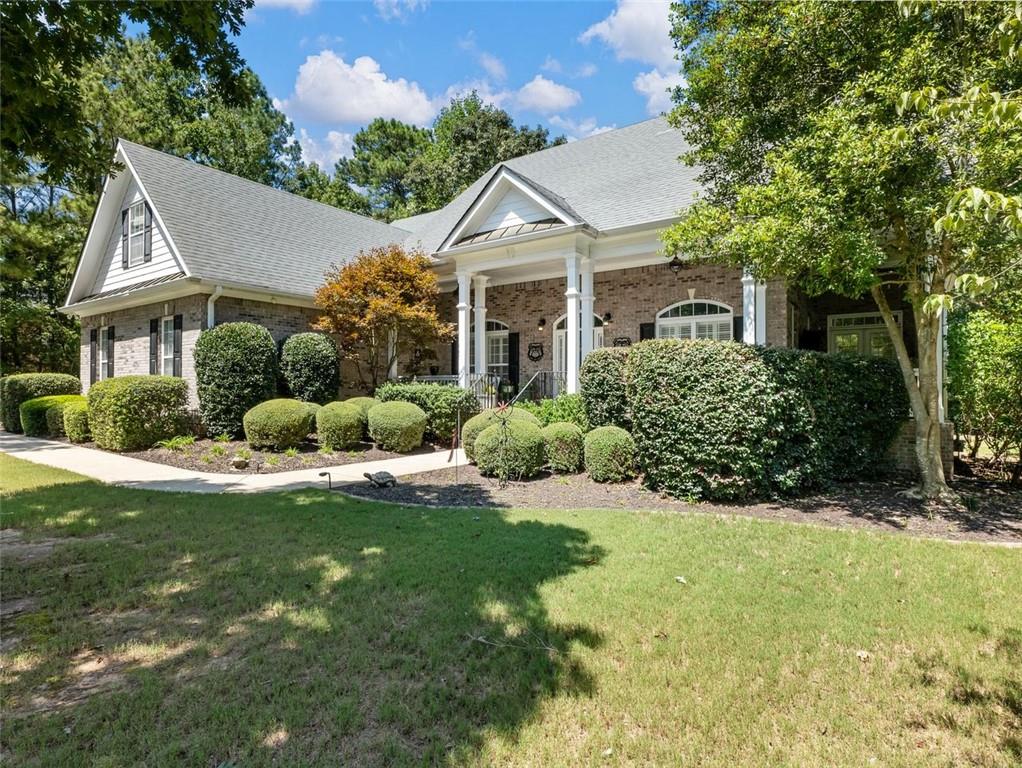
90, 179, 183, 296
477, 188, 558, 233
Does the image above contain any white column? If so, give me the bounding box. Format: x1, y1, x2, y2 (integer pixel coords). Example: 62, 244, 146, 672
755, 281, 767, 345
741, 270, 756, 344
564, 253, 581, 393
473, 275, 488, 378
456, 271, 473, 388
580, 255, 595, 362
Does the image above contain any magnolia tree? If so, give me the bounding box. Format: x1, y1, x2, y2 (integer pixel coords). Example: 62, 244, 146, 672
661, 0, 1021, 498
314, 245, 453, 391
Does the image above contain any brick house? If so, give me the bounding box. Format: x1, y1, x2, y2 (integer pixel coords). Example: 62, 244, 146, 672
62, 118, 948, 471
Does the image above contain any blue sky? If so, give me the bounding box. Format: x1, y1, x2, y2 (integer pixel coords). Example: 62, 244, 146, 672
235, 0, 682, 168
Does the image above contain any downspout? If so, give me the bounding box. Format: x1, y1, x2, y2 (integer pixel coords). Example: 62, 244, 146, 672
206, 285, 223, 329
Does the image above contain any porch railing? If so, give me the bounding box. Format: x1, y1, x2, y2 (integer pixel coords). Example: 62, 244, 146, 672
508, 370, 566, 405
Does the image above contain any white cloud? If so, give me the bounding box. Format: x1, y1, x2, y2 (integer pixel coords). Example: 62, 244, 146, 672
373, 0, 427, 21
541, 56, 563, 74
579, 0, 676, 70
575, 62, 598, 79
633, 68, 685, 115
548, 115, 616, 141
299, 128, 353, 169
280, 50, 436, 126
515, 75, 581, 114
478, 52, 507, 82
542, 57, 597, 79
438, 79, 513, 110
256, 0, 316, 12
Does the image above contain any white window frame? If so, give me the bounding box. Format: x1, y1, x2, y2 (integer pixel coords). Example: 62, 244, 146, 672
827, 311, 901, 357
128, 200, 146, 267
160, 315, 175, 375
470, 319, 510, 380
98, 326, 111, 380
655, 300, 733, 341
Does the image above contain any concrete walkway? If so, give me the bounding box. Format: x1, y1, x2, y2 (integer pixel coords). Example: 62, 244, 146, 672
0, 433, 466, 494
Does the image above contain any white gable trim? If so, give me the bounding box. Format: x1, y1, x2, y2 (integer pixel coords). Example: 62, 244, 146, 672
438, 166, 582, 253
65, 142, 190, 306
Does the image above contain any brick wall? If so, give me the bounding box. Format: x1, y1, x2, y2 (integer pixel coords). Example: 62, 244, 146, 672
885, 419, 954, 478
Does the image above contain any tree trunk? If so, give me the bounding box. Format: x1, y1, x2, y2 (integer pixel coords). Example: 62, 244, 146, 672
871, 285, 951, 498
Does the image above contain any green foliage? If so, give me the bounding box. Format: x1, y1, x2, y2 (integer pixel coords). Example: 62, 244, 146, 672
157, 435, 196, 452
62, 399, 90, 443
475, 420, 547, 481
316, 402, 364, 451
44, 394, 85, 438
343, 396, 379, 439
461, 407, 541, 463
19, 394, 82, 437
541, 422, 584, 473
87, 375, 188, 451
243, 398, 313, 451
0, 372, 80, 432
367, 401, 427, 453
517, 394, 589, 431
213, 432, 231, 443
194, 322, 278, 437
584, 426, 636, 484
282, 161, 370, 216
279, 333, 339, 404
579, 348, 631, 429
375, 382, 479, 443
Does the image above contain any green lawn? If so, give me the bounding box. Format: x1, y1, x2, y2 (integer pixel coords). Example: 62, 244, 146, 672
1, 453, 1020, 767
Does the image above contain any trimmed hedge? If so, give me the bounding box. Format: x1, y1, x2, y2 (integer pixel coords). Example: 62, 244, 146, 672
541, 422, 584, 473
584, 426, 636, 483
194, 322, 278, 437
63, 400, 91, 443
280, 333, 339, 404
475, 420, 546, 480
317, 401, 363, 450
579, 348, 630, 429
45, 395, 86, 438
20, 395, 83, 437
461, 407, 541, 463
1, 373, 80, 433
88, 376, 188, 451
345, 396, 379, 439
517, 393, 589, 431
368, 401, 427, 452
243, 399, 313, 450
375, 382, 479, 443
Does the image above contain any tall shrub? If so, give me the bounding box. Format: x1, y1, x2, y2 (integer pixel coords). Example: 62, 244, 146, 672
88, 375, 188, 451
1, 373, 80, 432
279, 333, 339, 404
579, 348, 630, 429
375, 382, 479, 443
194, 322, 278, 436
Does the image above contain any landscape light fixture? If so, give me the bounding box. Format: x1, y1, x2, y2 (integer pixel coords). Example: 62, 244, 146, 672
319, 471, 332, 490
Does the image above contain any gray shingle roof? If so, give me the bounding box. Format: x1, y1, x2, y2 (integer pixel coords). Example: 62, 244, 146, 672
393, 116, 700, 254
120, 140, 408, 297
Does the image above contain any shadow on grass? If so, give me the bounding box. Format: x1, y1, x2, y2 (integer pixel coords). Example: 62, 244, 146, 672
1, 480, 605, 766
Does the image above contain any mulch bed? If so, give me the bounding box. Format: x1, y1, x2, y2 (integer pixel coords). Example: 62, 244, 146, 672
340, 463, 1022, 545
113, 438, 441, 474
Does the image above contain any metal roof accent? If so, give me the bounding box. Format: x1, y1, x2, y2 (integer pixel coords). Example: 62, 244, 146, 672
76, 272, 188, 303
454, 218, 564, 246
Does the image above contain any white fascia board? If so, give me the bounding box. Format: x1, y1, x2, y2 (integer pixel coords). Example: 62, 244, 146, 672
199, 280, 318, 309
64, 168, 118, 306
61, 277, 201, 317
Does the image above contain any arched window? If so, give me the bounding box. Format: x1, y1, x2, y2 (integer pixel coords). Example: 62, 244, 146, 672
470, 319, 510, 378
656, 300, 733, 341
553, 313, 604, 330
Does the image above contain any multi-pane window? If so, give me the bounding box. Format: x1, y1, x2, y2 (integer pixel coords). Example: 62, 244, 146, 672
161, 316, 175, 374
828, 312, 900, 358
656, 301, 732, 341
98, 326, 110, 380
128, 201, 145, 266
470, 319, 509, 380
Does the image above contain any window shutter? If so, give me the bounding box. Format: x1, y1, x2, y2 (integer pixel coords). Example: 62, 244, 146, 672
173, 314, 183, 377
143, 203, 153, 262
450, 339, 457, 376
149, 319, 159, 374
90, 329, 98, 384
507, 332, 520, 391
732, 316, 744, 343
639, 322, 656, 341
106, 326, 115, 379
121, 210, 129, 269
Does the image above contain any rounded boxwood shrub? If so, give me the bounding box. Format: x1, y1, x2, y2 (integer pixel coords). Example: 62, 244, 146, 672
1, 373, 80, 432
317, 401, 364, 450
367, 401, 427, 452
303, 401, 322, 426
584, 426, 636, 483
88, 375, 189, 451
20, 395, 83, 437
45, 395, 86, 438
63, 400, 91, 443
375, 382, 479, 442
579, 348, 630, 429
279, 333, 339, 404
194, 322, 278, 437
541, 422, 585, 473
243, 398, 313, 450
345, 396, 379, 438
461, 407, 541, 463
475, 420, 546, 480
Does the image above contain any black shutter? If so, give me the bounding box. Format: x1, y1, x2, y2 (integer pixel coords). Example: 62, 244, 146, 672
450, 339, 457, 376
143, 203, 153, 262
639, 322, 656, 341
733, 316, 744, 342
173, 314, 183, 377
106, 326, 115, 379
90, 329, 98, 384
121, 210, 129, 269
507, 332, 520, 391
149, 319, 159, 374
